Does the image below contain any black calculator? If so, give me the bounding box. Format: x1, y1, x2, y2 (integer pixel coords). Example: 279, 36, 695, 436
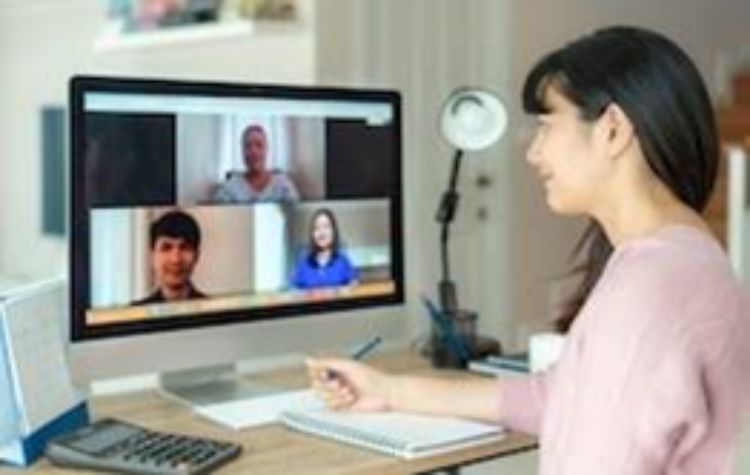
45, 418, 242, 474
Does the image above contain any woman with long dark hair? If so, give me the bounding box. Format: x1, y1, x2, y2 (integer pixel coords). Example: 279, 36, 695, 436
305, 26, 750, 473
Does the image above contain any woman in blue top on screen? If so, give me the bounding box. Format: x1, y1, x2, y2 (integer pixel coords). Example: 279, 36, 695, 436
291, 208, 358, 290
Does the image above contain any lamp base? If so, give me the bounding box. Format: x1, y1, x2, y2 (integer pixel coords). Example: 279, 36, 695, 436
424, 334, 502, 369
422, 307, 502, 369
438, 280, 458, 313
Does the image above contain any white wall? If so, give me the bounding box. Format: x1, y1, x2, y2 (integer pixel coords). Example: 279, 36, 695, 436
0, 0, 316, 279
315, 0, 516, 349
176, 114, 224, 203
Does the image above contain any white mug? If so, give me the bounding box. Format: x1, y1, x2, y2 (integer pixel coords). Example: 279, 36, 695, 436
529, 332, 565, 373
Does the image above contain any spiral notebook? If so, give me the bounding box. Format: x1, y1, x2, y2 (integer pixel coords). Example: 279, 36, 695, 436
281, 407, 505, 459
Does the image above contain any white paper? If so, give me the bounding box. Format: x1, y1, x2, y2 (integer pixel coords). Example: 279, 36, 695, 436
196, 389, 323, 430
0, 279, 81, 435
0, 307, 20, 446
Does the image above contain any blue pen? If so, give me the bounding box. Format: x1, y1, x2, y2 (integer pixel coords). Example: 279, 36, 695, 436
323, 336, 382, 381
420, 295, 471, 362
350, 336, 383, 360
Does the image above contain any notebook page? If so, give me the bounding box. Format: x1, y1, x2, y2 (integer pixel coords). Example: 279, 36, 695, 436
282, 407, 504, 458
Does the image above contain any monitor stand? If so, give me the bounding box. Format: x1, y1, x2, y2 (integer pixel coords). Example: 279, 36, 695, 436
159, 363, 283, 407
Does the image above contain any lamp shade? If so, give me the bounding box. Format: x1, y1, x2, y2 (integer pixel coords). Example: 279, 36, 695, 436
440, 88, 507, 152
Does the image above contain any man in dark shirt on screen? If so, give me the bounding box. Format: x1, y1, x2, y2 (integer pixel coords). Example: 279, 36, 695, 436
133, 210, 207, 305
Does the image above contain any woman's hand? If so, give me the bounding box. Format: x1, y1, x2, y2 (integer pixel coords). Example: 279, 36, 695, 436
307, 357, 502, 422
306, 357, 393, 412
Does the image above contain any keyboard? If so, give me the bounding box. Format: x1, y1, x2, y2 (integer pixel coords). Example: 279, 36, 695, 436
195, 389, 324, 430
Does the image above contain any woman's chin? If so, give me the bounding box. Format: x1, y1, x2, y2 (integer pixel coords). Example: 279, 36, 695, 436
545, 194, 577, 216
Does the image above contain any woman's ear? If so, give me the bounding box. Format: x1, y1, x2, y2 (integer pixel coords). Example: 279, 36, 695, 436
597, 103, 635, 159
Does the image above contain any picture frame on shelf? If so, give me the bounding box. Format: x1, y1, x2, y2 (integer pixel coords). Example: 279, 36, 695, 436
106, 0, 224, 33
97, 0, 300, 51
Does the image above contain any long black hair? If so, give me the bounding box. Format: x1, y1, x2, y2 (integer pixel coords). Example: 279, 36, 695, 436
522, 26, 718, 333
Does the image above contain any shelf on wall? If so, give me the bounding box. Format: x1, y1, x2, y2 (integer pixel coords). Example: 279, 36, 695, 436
93, 18, 285, 52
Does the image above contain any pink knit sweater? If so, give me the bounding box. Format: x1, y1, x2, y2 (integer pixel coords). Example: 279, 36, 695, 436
498, 225, 750, 474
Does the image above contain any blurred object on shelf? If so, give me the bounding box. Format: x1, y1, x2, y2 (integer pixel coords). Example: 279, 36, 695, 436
105, 0, 226, 32
233, 0, 297, 20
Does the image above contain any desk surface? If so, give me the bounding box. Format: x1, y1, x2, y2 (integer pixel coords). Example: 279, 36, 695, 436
4, 351, 536, 474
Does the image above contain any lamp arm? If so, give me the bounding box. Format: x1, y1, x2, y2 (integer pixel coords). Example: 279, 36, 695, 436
447, 148, 464, 192
436, 149, 464, 226
435, 149, 464, 312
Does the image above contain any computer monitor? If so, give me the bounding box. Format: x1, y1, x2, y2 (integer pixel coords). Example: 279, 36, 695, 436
68, 76, 404, 401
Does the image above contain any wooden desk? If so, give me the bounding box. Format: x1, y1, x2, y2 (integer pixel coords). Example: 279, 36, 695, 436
1, 351, 536, 474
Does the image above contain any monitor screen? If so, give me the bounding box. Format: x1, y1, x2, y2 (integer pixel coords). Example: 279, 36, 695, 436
70, 77, 403, 341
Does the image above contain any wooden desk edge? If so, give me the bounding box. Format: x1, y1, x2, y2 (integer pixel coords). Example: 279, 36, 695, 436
6, 350, 539, 474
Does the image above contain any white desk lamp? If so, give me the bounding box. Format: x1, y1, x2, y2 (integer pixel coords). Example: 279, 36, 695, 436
436, 88, 508, 314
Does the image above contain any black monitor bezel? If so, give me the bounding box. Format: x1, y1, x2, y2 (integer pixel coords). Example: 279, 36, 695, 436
70, 75, 404, 341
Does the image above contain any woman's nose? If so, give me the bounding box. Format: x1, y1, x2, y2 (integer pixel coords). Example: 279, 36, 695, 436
525, 140, 541, 167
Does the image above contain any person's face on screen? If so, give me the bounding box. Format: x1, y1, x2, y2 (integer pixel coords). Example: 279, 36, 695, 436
151, 236, 199, 294
243, 129, 268, 175
312, 213, 335, 251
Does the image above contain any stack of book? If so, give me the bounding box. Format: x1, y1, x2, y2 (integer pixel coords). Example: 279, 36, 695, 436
468, 352, 529, 377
